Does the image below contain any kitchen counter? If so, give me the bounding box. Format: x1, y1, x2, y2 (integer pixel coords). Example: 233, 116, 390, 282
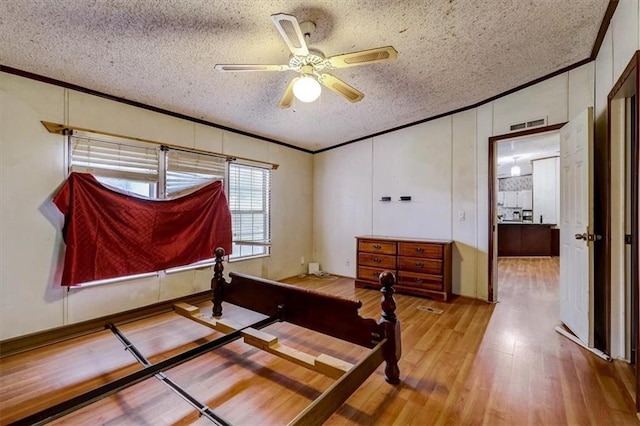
498, 223, 559, 256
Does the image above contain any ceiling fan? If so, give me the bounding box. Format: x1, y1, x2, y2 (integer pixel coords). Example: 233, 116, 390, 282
214, 13, 398, 108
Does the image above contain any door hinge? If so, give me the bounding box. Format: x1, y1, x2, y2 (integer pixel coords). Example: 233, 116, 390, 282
625, 234, 632, 245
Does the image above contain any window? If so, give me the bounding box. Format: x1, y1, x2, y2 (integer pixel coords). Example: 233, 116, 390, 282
166, 149, 226, 197
70, 134, 160, 198
227, 162, 271, 260
69, 131, 272, 263
69, 132, 226, 198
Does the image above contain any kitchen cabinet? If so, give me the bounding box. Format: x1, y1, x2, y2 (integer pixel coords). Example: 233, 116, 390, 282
498, 224, 559, 256
533, 157, 559, 224
504, 191, 518, 207
517, 190, 532, 209
499, 190, 532, 209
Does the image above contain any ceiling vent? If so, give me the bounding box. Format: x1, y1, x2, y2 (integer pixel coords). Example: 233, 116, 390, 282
509, 117, 547, 132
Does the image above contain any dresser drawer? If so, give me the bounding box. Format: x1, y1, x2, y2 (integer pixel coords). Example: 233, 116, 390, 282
398, 256, 442, 274
398, 242, 443, 258
355, 236, 452, 302
397, 271, 443, 290
357, 265, 389, 282
358, 240, 397, 255
358, 253, 396, 269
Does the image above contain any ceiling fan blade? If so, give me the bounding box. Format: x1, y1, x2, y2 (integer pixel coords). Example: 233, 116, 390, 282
318, 73, 364, 103
278, 78, 297, 108
214, 64, 290, 72
327, 46, 398, 68
271, 13, 309, 56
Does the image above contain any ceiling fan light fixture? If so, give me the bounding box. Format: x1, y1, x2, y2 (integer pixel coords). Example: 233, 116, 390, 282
215, 13, 397, 108
293, 75, 321, 102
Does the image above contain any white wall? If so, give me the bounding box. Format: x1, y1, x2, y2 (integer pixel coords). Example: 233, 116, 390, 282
493, 73, 568, 134
452, 110, 479, 298
594, 0, 640, 360
0, 73, 67, 339
313, 62, 595, 300
313, 140, 373, 277
372, 117, 452, 240
0, 72, 313, 340
475, 104, 493, 300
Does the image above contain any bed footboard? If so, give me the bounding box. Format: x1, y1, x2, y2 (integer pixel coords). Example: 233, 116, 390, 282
210, 248, 401, 384
378, 271, 401, 384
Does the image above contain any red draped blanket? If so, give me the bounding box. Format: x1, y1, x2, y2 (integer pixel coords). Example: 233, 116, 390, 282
54, 172, 232, 286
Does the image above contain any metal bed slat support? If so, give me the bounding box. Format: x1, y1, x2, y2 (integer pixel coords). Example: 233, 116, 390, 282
107, 323, 231, 426
11, 315, 279, 426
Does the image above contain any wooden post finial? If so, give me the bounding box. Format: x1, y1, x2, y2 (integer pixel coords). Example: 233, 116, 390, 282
212, 248, 225, 317
379, 271, 401, 384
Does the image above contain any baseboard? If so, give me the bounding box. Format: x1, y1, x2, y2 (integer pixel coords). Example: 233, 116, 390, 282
0, 290, 212, 358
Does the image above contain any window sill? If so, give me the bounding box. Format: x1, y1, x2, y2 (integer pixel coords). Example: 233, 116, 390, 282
70, 259, 217, 289
228, 253, 270, 263
69, 253, 271, 288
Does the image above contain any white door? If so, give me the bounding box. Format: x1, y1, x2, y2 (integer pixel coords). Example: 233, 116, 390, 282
559, 107, 594, 346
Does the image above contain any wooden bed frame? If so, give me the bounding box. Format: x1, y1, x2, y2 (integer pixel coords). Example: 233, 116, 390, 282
13, 248, 400, 426
174, 248, 402, 425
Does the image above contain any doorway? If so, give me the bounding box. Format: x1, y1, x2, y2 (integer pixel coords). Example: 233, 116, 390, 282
607, 51, 639, 410
488, 124, 565, 302
493, 131, 561, 305
490, 115, 610, 353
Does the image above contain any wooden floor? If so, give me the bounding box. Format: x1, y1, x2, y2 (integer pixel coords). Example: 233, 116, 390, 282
0, 257, 638, 425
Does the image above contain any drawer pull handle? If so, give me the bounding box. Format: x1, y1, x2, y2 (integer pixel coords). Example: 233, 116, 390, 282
373, 244, 382, 249
416, 248, 424, 253
414, 278, 423, 284
415, 262, 424, 268
373, 258, 381, 263
372, 272, 380, 277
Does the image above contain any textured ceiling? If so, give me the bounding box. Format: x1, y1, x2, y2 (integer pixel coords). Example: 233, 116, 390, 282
0, 1, 610, 152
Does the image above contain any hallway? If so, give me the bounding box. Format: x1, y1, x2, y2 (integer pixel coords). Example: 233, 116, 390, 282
480, 257, 637, 424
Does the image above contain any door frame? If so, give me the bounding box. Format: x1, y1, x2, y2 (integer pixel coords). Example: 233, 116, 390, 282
608, 50, 639, 410
487, 123, 565, 302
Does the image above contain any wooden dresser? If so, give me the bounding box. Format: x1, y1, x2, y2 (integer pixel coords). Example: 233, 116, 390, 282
355, 236, 453, 302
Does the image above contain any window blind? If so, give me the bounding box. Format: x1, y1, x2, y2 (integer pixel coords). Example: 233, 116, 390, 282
166, 149, 226, 197
70, 134, 159, 182
228, 163, 271, 258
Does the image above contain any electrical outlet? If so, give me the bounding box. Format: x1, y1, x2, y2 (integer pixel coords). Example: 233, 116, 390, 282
345, 259, 350, 267
300, 256, 305, 265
